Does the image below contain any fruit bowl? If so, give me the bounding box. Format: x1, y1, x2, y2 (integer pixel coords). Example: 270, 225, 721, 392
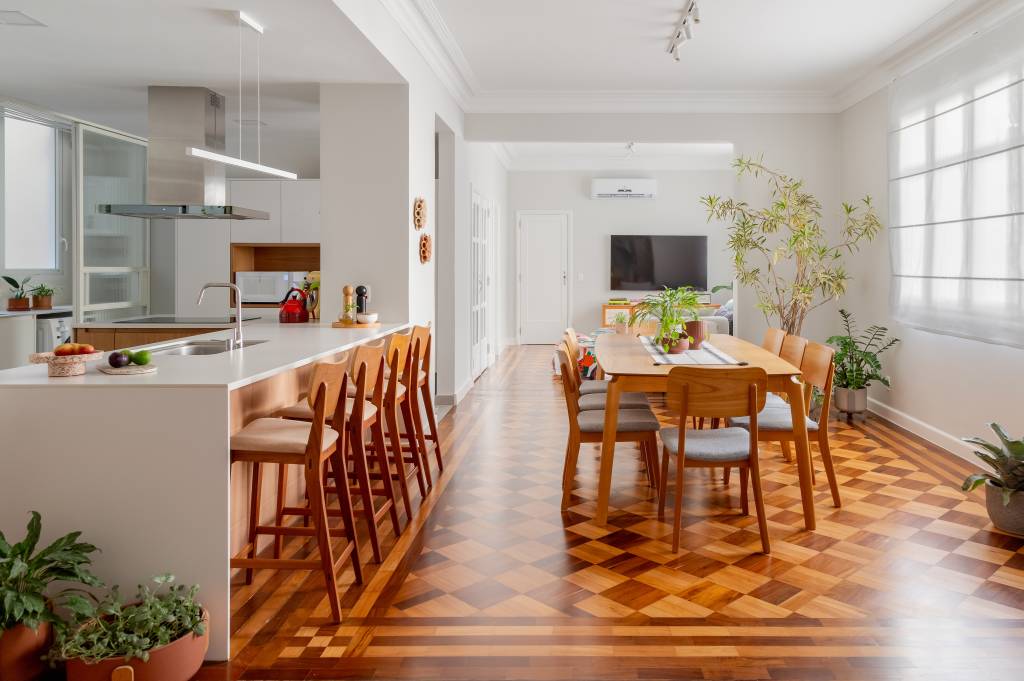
29, 351, 105, 377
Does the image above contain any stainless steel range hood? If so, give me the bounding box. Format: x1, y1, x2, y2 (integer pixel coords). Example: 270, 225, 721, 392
100, 86, 268, 220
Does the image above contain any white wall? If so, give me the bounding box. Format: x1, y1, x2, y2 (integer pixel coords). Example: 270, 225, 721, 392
839, 89, 1024, 457
507, 169, 734, 334
469, 112, 842, 345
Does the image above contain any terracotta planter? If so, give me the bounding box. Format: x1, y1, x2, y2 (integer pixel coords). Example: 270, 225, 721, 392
834, 387, 867, 414
684, 320, 707, 349
985, 481, 1024, 537
0, 622, 52, 681
65, 612, 209, 681
661, 337, 689, 354
6, 298, 30, 312
30, 295, 52, 310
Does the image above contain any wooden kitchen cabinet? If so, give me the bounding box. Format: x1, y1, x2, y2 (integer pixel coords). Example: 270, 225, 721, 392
75, 327, 232, 351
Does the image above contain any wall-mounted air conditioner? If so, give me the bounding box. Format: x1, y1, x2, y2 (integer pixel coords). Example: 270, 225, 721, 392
591, 178, 657, 199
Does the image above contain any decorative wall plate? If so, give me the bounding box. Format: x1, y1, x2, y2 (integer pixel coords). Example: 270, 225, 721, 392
419, 233, 433, 263
413, 197, 427, 230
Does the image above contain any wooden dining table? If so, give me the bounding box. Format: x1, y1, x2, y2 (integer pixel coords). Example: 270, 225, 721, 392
593, 333, 817, 530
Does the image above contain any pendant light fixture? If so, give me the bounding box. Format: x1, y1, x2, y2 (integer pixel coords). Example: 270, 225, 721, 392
186, 10, 297, 180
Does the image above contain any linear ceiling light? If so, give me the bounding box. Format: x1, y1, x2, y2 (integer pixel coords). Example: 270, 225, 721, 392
667, 0, 700, 61
186, 147, 297, 179
238, 11, 263, 34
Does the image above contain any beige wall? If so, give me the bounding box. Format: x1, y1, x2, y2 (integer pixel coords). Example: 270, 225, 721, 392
839, 89, 1024, 458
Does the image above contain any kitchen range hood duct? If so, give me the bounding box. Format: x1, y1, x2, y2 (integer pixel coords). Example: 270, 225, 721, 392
100, 86, 269, 220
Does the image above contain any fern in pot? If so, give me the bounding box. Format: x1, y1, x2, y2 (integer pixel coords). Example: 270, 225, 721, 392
629, 286, 701, 353
826, 309, 898, 415
1, 511, 100, 681
49, 574, 208, 681
962, 424, 1024, 536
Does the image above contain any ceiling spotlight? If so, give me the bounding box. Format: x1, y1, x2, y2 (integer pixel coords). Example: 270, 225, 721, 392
667, 0, 700, 61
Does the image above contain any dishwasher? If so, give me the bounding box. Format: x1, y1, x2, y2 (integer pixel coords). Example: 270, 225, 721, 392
36, 310, 73, 352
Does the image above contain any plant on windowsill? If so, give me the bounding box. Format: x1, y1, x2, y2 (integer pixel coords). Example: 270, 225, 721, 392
825, 309, 899, 415
29, 284, 55, 311
962, 424, 1024, 536
629, 286, 702, 353
701, 157, 882, 336
48, 574, 208, 681
0, 511, 101, 681
3, 276, 32, 312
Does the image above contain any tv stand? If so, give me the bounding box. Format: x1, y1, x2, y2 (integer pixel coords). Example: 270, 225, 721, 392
601, 293, 717, 326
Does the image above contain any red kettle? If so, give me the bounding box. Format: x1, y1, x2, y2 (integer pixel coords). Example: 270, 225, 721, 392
279, 288, 310, 324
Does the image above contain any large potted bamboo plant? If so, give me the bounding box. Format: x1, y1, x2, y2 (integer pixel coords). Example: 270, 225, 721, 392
702, 157, 881, 335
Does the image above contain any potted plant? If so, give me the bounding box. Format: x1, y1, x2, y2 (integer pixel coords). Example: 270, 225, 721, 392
49, 574, 208, 681
3, 276, 32, 312
962, 424, 1024, 536
1, 511, 101, 681
702, 157, 881, 335
611, 312, 629, 334
29, 284, 54, 310
826, 309, 899, 415
629, 286, 701, 353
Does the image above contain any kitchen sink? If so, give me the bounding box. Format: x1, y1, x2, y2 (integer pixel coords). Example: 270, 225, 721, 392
149, 339, 267, 356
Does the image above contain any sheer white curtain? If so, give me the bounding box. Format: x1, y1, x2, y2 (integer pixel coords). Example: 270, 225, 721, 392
888, 11, 1024, 348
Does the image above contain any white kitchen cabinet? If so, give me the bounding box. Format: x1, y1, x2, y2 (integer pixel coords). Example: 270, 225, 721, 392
175, 219, 231, 316
281, 180, 320, 243
228, 180, 281, 243
0, 315, 36, 370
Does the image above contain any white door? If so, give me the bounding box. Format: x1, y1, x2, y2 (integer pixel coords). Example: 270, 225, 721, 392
470, 192, 488, 379
518, 211, 569, 344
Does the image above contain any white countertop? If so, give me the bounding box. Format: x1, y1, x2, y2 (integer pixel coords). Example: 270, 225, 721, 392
74, 316, 262, 329
0, 305, 72, 318
0, 320, 409, 390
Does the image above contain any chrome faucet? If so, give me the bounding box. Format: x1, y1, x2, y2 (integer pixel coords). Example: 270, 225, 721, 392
196, 282, 244, 349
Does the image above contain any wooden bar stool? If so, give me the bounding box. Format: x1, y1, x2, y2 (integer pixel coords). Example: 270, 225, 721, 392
230, 362, 361, 623
411, 325, 444, 472
383, 334, 432, 493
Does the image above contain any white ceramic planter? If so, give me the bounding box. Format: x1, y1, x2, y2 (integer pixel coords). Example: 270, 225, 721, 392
834, 387, 867, 414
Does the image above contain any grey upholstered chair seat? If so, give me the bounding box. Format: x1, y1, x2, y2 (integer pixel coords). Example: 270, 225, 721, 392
578, 391, 650, 411
660, 426, 752, 462
729, 408, 818, 432
765, 393, 788, 408
579, 381, 609, 395
578, 408, 660, 433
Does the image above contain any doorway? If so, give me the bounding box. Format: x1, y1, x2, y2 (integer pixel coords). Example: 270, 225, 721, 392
517, 210, 571, 344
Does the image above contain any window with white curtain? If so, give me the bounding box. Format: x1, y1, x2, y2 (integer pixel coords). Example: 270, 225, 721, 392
888, 12, 1024, 348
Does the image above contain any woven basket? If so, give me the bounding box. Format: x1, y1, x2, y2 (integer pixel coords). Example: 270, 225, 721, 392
29, 352, 104, 377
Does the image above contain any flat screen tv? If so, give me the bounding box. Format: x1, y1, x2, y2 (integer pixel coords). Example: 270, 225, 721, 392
610, 235, 708, 291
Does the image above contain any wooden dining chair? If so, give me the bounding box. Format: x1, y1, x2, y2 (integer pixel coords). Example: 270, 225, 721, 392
779, 334, 808, 368
727, 342, 841, 507
563, 330, 610, 394
558, 341, 650, 411
555, 345, 661, 509
659, 366, 770, 554
762, 328, 787, 356
411, 325, 443, 472
230, 362, 361, 622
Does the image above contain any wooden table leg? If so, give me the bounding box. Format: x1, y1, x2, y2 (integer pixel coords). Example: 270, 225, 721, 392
785, 378, 816, 531
595, 376, 621, 525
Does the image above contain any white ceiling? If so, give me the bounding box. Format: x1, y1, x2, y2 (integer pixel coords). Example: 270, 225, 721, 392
501, 142, 735, 171
414, 0, 995, 111
0, 0, 402, 176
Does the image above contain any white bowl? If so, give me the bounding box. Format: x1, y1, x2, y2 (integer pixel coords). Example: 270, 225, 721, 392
356, 312, 378, 324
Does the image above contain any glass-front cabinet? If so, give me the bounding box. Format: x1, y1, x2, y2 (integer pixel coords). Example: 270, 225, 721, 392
76, 125, 149, 322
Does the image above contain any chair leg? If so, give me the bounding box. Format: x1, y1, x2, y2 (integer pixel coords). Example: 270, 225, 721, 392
350, 432, 383, 563
671, 454, 686, 553
818, 430, 842, 508
329, 449, 363, 585
306, 457, 342, 623
400, 398, 431, 492
646, 435, 660, 492
369, 418, 402, 537
244, 461, 263, 585
561, 435, 581, 509
710, 418, 720, 430
273, 463, 287, 559
739, 467, 749, 516
780, 441, 794, 463
386, 402, 426, 501
658, 445, 670, 519
376, 416, 413, 523
408, 388, 432, 484
748, 448, 771, 554
723, 466, 732, 486
420, 382, 444, 471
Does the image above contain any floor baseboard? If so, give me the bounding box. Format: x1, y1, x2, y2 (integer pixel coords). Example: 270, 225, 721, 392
868, 397, 974, 464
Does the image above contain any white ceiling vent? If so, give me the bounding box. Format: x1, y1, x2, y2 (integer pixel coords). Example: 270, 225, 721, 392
0, 10, 45, 26
591, 178, 657, 199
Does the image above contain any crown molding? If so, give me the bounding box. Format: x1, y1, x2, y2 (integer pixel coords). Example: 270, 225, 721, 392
383, 0, 1021, 117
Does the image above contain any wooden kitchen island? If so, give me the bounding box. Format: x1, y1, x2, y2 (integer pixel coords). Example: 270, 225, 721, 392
0, 321, 408, 660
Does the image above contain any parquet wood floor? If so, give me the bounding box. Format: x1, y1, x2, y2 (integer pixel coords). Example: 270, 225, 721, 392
198, 346, 1024, 680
